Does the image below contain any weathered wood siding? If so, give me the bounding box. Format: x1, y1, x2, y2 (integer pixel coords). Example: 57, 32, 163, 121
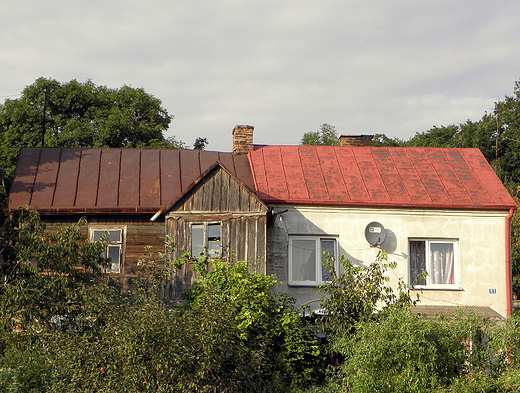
42, 214, 165, 294
165, 165, 268, 299
172, 167, 266, 213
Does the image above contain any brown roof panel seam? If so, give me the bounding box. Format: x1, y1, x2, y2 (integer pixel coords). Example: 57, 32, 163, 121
158, 150, 161, 206
28, 148, 43, 207
137, 149, 142, 208
94, 149, 102, 207
49, 148, 62, 207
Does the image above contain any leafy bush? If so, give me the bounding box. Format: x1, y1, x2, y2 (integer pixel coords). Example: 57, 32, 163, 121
0, 212, 326, 392
185, 259, 326, 390
318, 250, 416, 338
329, 307, 468, 392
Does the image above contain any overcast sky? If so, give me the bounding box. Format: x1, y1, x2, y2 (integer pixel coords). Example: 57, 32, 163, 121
1, 0, 519, 151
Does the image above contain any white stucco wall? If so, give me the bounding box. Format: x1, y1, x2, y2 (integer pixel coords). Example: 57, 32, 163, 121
267, 205, 509, 318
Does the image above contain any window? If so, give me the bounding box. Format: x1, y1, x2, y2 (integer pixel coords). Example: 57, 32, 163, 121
409, 239, 458, 289
191, 223, 222, 257
289, 236, 337, 286
91, 228, 124, 274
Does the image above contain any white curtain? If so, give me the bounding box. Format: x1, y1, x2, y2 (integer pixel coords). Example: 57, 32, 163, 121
291, 239, 316, 282
430, 243, 454, 285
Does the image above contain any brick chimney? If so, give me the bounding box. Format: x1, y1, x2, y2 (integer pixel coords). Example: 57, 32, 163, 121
232, 125, 254, 155
339, 134, 373, 147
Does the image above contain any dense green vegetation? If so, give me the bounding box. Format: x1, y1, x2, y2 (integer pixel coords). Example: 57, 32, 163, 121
2, 212, 520, 392
0, 211, 324, 392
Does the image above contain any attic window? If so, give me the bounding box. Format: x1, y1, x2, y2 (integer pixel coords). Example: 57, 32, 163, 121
191, 223, 222, 258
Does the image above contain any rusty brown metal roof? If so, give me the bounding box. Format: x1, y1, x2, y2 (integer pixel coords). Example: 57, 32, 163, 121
248, 145, 517, 210
410, 305, 505, 320
8, 148, 255, 214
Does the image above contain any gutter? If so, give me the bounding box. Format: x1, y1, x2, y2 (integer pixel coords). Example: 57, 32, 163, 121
506, 208, 515, 317
150, 208, 164, 222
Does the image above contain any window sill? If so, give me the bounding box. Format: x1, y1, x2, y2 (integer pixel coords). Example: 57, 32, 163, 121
411, 286, 463, 291
288, 283, 320, 288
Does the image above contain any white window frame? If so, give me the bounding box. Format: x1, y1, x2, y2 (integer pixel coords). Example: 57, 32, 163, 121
288, 236, 338, 286
408, 238, 459, 290
89, 226, 125, 274
190, 222, 222, 258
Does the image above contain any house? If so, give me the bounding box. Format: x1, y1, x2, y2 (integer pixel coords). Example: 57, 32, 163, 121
7, 145, 265, 297
7, 126, 517, 317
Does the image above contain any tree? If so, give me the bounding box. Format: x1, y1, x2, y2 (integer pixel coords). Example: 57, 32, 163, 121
193, 137, 208, 150
371, 133, 405, 147
0, 78, 183, 181
301, 123, 340, 146
0, 209, 110, 331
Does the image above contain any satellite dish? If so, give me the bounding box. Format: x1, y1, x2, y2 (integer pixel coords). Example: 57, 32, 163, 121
365, 222, 387, 247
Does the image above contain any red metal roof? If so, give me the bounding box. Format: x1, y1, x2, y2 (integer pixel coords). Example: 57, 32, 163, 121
8, 148, 255, 213
248, 145, 517, 210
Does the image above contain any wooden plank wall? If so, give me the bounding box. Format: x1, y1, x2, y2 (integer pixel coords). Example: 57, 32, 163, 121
165, 214, 267, 300
42, 214, 165, 294
174, 168, 266, 213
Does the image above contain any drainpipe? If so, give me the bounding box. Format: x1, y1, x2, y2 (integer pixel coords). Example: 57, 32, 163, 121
506, 208, 514, 317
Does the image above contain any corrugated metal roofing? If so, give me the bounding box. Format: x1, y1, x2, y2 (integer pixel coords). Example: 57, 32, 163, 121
410, 305, 505, 320
8, 148, 255, 213
248, 145, 517, 210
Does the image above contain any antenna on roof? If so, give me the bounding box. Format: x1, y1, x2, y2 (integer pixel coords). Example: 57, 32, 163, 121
41, 90, 48, 148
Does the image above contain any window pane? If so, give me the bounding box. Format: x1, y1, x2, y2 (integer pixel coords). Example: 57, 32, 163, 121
191, 224, 205, 256
107, 245, 121, 273
291, 239, 316, 282
429, 243, 454, 284
94, 230, 121, 243
93, 230, 104, 242
409, 241, 426, 286
321, 239, 336, 282
207, 224, 221, 258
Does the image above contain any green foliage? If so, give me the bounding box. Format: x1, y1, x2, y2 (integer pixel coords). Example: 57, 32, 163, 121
371, 133, 405, 146
0, 209, 109, 332
0, 77, 183, 182
318, 250, 415, 337
187, 259, 326, 389
329, 308, 465, 392
0, 215, 325, 391
301, 123, 340, 146
325, 308, 518, 393
193, 137, 209, 150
